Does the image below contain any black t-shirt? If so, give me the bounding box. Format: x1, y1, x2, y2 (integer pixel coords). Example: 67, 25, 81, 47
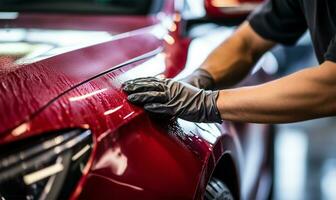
248, 0, 336, 64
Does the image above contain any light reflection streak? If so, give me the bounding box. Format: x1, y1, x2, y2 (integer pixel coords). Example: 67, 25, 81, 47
104, 105, 123, 116
123, 111, 135, 120
81, 124, 90, 129
69, 88, 108, 102
97, 129, 112, 142
92, 173, 143, 191
23, 162, 64, 185
11, 122, 29, 136
71, 144, 91, 161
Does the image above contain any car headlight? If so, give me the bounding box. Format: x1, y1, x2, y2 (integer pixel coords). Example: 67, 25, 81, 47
0, 129, 93, 200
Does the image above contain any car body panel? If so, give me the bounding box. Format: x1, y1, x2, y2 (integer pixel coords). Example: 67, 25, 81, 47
1, 54, 270, 199
0, 0, 272, 199
0, 20, 163, 134
0, 53, 225, 199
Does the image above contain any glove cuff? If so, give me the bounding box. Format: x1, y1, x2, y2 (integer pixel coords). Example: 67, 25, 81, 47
181, 68, 216, 90
211, 91, 223, 123
204, 90, 223, 124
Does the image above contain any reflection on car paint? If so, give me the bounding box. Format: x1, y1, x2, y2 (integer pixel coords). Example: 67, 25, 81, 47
94, 145, 128, 176
0, 28, 114, 63
103, 105, 124, 116
69, 88, 109, 102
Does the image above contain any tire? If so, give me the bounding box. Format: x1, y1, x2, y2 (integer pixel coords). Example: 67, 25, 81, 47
205, 178, 234, 200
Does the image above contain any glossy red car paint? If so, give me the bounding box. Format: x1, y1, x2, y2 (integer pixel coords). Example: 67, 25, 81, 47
0, 0, 272, 199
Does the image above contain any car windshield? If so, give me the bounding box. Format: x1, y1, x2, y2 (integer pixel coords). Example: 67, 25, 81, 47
0, 0, 158, 15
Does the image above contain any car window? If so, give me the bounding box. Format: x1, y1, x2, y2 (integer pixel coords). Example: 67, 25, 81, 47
0, 0, 158, 15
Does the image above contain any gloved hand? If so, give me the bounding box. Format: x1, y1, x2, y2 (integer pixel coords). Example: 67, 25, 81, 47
123, 77, 222, 123
180, 68, 215, 90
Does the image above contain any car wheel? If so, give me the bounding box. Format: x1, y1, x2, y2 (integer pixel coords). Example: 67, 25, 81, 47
205, 178, 234, 200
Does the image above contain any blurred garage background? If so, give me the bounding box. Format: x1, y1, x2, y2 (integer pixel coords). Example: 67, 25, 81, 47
273, 34, 336, 200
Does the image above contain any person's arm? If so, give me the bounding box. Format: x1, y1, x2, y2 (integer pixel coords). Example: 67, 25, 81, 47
123, 61, 336, 124
184, 0, 306, 89
201, 22, 275, 88
217, 61, 336, 123
182, 22, 274, 89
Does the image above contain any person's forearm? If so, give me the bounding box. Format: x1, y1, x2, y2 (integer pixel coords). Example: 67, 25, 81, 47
217, 61, 336, 123
200, 22, 274, 88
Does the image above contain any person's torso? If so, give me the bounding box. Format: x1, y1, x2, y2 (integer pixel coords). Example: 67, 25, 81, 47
299, 0, 336, 63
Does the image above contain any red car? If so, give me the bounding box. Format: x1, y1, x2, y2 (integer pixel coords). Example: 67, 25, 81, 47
0, 0, 273, 199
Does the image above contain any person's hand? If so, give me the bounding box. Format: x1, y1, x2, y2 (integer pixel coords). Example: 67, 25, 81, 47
123, 77, 222, 123
180, 68, 215, 90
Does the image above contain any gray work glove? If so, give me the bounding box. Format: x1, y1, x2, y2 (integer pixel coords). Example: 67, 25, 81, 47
123, 77, 222, 123
180, 68, 215, 90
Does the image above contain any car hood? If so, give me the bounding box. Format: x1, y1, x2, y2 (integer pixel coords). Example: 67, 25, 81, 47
0, 13, 163, 134
0, 13, 159, 63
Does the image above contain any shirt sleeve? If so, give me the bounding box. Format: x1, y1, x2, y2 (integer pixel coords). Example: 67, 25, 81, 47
324, 35, 336, 63
247, 0, 307, 45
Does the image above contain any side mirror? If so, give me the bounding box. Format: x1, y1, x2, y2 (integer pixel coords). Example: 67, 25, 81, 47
204, 0, 264, 18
